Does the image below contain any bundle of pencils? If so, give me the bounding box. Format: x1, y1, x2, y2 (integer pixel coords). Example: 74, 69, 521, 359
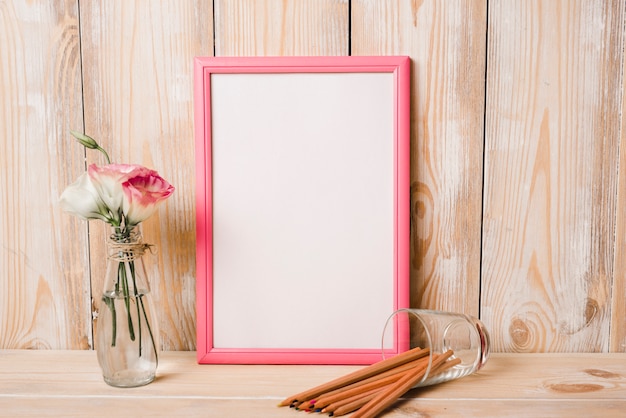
277, 347, 461, 417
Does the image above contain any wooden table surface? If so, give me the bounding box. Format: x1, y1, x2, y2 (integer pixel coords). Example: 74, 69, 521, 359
0, 350, 625, 417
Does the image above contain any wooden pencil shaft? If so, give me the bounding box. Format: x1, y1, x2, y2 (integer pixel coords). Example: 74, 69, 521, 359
339, 356, 459, 416
322, 386, 383, 414
346, 355, 431, 388
350, 368, 427, 418
324, 354, 460, 416
313, 355, 430, 405
299, 364, 414, 411
350, 350, 454, 418
356, 351, 455, 418
297, 352, 434, 411
313, 362, 429, 409
278, 346, 429, 406
289, 352, 460, 415
317, 357, 446, 401
329, 391, 380, 417
430, 356, 461, 377
309, 370, 408, 411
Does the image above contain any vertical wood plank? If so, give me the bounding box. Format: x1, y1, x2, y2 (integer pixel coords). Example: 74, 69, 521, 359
79, 0, 213, 350
1, 0, 624, 355
214, 0, 348, 56
482, 0, 624, 352
352, 0, 487, 316
0, 0, 90, 349
612, 11, 626, 353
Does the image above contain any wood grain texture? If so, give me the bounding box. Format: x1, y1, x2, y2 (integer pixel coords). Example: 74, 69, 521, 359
482, 0, 624, 352
351, 0, 487, 316
0, 0, 90, 349
214, 0, 349, 56
1, 0, 626, 354
1, 350, 625, 417
78, 0, 212, 350
612, 5, 626, 352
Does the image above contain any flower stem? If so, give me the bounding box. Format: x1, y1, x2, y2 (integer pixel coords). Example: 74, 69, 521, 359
105, 227, 156, 359
139, 296, 158, 361
103, 294, 117, 347
70, 130, 111, 164
129, 262, 144, 357
119, 261, 136, 342
97, 146, 111, 165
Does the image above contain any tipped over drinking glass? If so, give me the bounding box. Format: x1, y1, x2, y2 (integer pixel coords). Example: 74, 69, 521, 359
381, 309, 490, 388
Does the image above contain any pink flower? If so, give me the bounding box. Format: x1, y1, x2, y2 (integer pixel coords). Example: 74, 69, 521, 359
121, 167, 175, 226
88, 164, 136, 222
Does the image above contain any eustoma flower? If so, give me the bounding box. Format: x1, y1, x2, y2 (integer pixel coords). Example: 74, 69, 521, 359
59, 172, 112, 222
87, 164, 130, 224
86, 164, 174, 227
120, 166, 175, 226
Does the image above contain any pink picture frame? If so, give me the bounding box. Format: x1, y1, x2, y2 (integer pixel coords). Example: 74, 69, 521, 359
194, 56, 411, 364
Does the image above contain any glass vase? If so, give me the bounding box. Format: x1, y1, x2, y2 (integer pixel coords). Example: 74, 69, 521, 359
96, 228, 159, 387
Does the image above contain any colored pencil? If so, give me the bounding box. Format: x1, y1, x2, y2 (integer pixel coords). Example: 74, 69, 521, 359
320, 386, 384, 414
328, 356, 461, 417
295, 354, 432, 410
280, 347, 464, 417
349, 350, 454, 418
277, 346, 429, 407
327, 390, 380, 417
306, 367, 414, 410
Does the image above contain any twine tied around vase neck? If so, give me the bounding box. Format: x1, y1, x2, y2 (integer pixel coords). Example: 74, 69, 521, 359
107, 233, 154, 262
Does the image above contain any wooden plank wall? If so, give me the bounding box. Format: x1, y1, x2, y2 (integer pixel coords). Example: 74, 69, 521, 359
0, 0, 624, 353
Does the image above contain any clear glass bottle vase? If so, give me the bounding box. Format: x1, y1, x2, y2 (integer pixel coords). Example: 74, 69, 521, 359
96, 228, 159, 387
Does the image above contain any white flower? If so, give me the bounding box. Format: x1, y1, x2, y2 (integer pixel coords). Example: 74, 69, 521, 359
59, 172, 111, 222
87, 164, 131, 223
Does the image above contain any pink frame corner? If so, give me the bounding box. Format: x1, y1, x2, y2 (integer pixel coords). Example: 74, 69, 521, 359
194, 56, 411, 365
